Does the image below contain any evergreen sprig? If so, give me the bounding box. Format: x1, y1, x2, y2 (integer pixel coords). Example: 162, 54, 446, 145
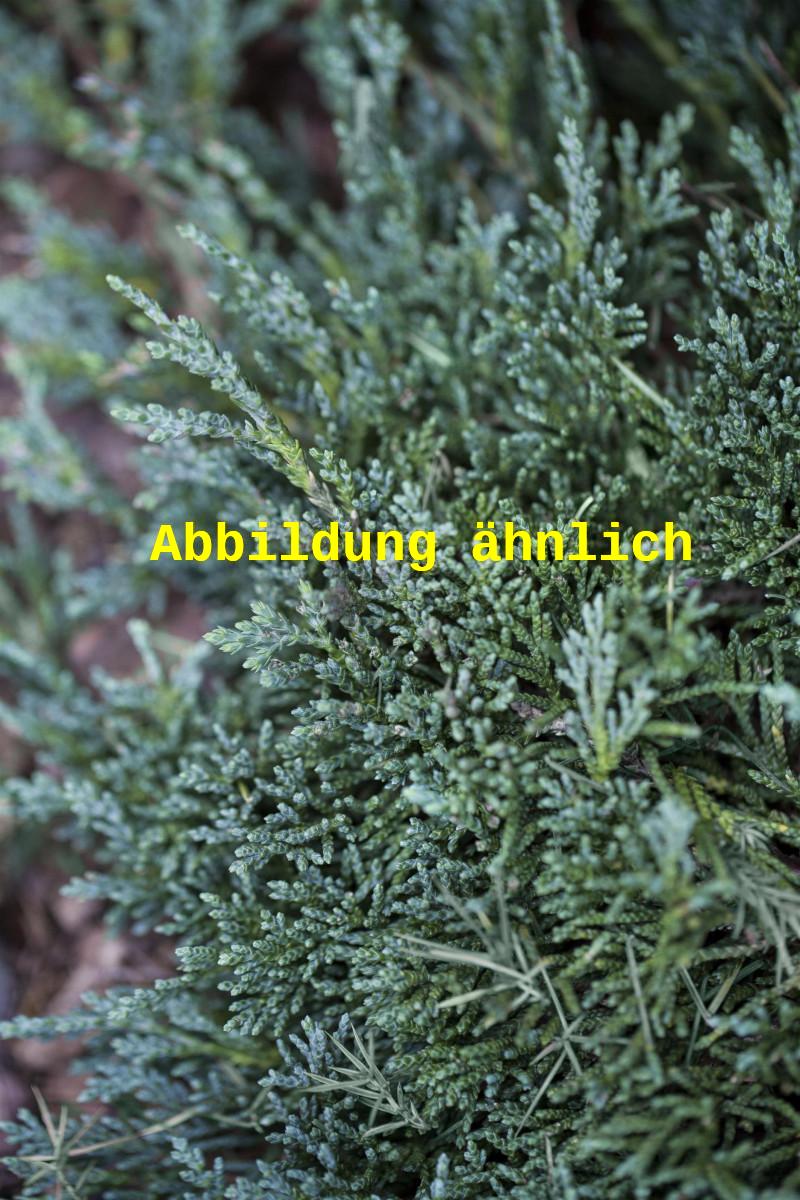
0, 1, 799, 1197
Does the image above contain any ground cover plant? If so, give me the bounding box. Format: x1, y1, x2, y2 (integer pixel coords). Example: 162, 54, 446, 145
1, 1, 800, 1196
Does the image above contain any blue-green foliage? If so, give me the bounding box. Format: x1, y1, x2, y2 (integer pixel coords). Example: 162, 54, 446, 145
1, 1, 800, 1197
